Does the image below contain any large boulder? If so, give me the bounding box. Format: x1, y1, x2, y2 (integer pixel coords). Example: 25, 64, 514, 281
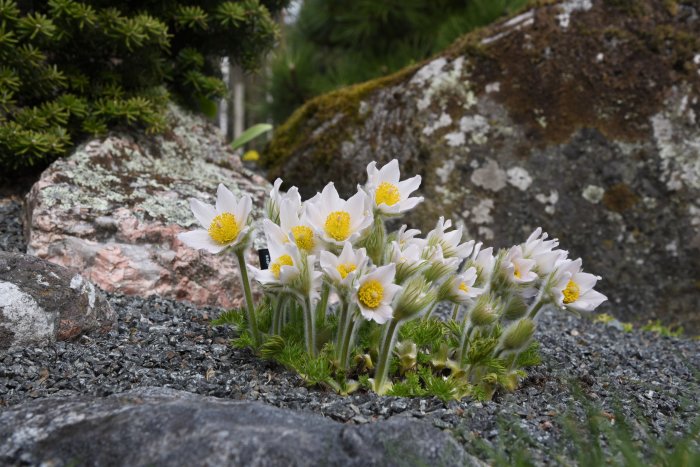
264, 0, 700, 331
0, 387, 480, 466
0, 252, 115, 351
25, 105, 270, 308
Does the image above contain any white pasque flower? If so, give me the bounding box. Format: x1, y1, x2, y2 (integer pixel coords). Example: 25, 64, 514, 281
365, 159, 424, 215
178, 184, 252, 254
445, 267, 485, 303
279, 197, 319, 254
354, 263, 402, 324
426, 217, 474, 259
305, 182, 373, 246
551, 258, 607, 312
504, 245, 538, 284
522, 227, 568, 274
249, 220, 301, 287
320, 242, 368, 288
265, 178, 302, 223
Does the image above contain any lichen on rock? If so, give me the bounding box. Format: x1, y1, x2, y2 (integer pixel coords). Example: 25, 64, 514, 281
25, 104, 270, 308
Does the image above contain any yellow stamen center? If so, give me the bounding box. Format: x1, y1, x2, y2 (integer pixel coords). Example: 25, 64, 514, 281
358, 279, 384, 309
291, 225, 315, 251
337, 263, 357, 279
459, 282, 469, 293
270, 254, 293, 279
563, 280, 580, 304
375, 182, 401, 206
208, 213, 240, 245
514, 266, 522, 279
324, 211, 351, 241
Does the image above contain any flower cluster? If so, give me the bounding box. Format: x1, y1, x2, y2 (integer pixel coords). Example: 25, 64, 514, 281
178, 160, 607, 399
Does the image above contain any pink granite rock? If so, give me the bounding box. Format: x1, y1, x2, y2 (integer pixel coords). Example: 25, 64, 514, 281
24, 105, 270, 308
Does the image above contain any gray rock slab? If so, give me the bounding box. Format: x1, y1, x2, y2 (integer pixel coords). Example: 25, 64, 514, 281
0, 251, 115, 351
0, 387, 479, 467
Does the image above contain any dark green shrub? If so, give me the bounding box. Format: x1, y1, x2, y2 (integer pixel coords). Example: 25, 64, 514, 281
264, 0, 527, 124
0, 0, 287, 176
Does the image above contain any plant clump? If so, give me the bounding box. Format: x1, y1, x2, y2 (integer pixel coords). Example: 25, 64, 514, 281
180, 159, 607, 400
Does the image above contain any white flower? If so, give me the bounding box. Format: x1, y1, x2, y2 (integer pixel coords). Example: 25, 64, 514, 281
320, 242, 368, 288
422, 244, 461, 283
395, 224, 422, 249
445, 267, 485, 303
389, 240, 426, 283
504, 246, 538, 284
354, 264, 402, 324
265, 178, 302, 223
178, 184, 252, 254
426, 217, 474, 259
551, 259, 607, 312
279, 197, 319, 254
249, 220, 301, 287
522, 228, 568, 274
365, 159, 423, 215
473, 246, 496, 278
305, 182, 373, 247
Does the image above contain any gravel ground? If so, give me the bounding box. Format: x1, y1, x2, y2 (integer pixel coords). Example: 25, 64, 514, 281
0, 197, 24, 253
1, 194, 699, 464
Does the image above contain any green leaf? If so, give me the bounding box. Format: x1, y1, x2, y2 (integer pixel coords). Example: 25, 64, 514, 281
230, 123, 273, 150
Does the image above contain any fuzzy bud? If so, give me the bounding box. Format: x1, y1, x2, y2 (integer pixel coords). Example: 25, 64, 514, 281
394, 276, 436, 320
502, 295, 528, 321
469, 295, 498, 327
501, 318, 536, 352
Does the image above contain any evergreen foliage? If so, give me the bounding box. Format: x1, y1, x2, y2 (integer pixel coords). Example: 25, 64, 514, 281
0, 0, 287, 176
265, 0, 527, 123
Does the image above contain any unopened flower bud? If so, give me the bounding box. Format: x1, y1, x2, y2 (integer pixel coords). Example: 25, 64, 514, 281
469, 295, 497, 327
501, 318, 535, 352
502, 295, 528, 321
394, 276, 436, 320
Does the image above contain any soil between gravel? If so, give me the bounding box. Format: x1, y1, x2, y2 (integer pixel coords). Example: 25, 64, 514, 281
1, 196, 699, 464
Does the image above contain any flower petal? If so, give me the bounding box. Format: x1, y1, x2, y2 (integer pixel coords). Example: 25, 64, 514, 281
398, 174, 421, 197
178, 229, 226, 254
235, 194, 253, 226
216, 184, 238, 214
189, 199, 216, 228
377, 159, 400, 184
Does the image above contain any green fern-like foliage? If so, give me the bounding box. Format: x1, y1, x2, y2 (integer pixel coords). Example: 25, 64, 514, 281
0, 0, 287, 177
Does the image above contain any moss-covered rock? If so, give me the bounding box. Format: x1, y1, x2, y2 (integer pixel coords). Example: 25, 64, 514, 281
264, 0, 700, 331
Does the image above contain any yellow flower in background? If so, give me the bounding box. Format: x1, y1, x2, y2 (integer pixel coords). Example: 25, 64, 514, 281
242, 150, 260, 161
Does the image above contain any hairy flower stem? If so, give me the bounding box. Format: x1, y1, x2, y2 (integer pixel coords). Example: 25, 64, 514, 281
235, 250, 260, 346
271, 295, 288, 336
315, 282, 330, 329
457, 323, 475, 366
422, 301, 438, 319
373, 319, 402, 394
301, 295, 317, 357
334, 300, 349, 362
451, 303, 460, 321
527, 285, 549, 319
339, 307, 360, 369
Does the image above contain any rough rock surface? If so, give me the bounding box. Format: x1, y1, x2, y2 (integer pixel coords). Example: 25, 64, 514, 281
264, 0, 700, 331
0, 252, 114, 350
25, 105, 270, 308
0, 387, 478, 467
